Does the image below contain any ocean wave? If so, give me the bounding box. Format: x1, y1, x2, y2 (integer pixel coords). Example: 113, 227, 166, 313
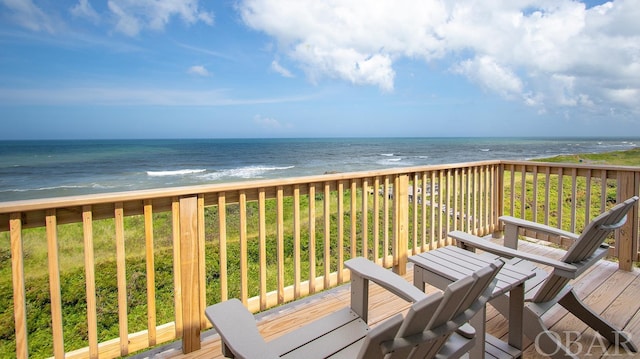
377, 158, 409, 166
380, 153, 394, 156
201, 165, 295, 180
600, 142, 636, 147
147, 169, 207, 177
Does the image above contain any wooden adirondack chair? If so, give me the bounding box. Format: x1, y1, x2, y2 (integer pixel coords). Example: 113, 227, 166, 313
449, 196, 639, 359
205, 256, 504, 359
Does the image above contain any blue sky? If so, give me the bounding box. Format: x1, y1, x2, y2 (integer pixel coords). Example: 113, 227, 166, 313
0, 0, 638, 139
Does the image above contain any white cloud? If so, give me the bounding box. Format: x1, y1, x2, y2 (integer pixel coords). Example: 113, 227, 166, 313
70, 0, 100, 24
604, 88, 639, 108
254, 115, 283, 128
238, 0, 640, 114
107, 1, 140, 36
453, 56, 523, 99
107, 0, 214, 36
271, 60, 294, 78
187, 65, 210, 77
1, 0, 58, 33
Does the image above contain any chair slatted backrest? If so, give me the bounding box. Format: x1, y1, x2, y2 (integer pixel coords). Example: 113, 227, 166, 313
562, 196, 638, 263
362, 259, 503, 359
532, 196, 638, 303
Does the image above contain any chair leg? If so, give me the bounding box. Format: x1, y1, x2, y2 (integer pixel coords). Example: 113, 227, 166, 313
558, 289, 638, 352
522, 308, 579, 359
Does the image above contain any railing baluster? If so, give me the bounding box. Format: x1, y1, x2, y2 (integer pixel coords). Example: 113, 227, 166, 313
458, 168, 465, 233
445, 169, 451, 245
218, 193, 228, 303
350, 180, 357, 259
420, 172, 428, 251
483, 166, 488, 232
258, 188, 267, 310
337, 181, 344, 283
600, 171, 607, 213
143, 200, 157, 346
429, 171, 439, 249
10, 213, 27, 359
484, 165, 490, 233
489, 165, 497, 232
82, 206, 99, 358
308, 184, 316, 294
373, 177, 380, 263
361, 179, 369, 259
437, 170, 444, 246
276, 186, 285, 304
323, 182, 331, 289
464, 168, 471, 233
478, 167, 484, 235
238, 191, 248, 305
383, 176, 390, 266
585, 170, 592, 224
473, 166, 480, 235
557, 169, 564, 229
544, 167, 551, 227
520, 165, 526, 219
509, 164, 516, 216
412, 173, 419, 254
488, 165, 493, 232
570, 168, 578, 233
293, 185, 301, 298
46, 209, 65, 358
392, 175, 399, 263
532, 166, 539, 223
393, 174, 408, 275
453, 168, 459, 233
115, 202, 129, 356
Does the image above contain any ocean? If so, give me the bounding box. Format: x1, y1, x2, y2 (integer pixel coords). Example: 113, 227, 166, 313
0, 137, 637, 202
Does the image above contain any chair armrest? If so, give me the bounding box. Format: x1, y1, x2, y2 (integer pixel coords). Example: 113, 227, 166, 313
205, 298, 278, 359
501, 216, 579, 242
456, 323, 476, 339
449, 231, 578, 278
345, 257, 426, 302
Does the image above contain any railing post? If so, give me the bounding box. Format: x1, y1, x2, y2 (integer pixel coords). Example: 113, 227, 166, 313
393, 175, 409, 275
617, 171, 638, 271
10, 213, 27, 359
179, 195, 202, 353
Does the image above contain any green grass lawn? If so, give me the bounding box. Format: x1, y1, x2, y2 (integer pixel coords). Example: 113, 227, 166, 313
535, 147, 640, 166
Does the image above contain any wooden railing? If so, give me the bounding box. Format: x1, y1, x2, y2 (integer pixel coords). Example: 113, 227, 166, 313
0, 160, 638, 358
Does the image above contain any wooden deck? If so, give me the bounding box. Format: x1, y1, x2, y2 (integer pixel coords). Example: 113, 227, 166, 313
138, 240, 640, 359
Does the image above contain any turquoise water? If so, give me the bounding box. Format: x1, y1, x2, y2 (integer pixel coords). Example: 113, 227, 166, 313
0, 137, 637, 201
